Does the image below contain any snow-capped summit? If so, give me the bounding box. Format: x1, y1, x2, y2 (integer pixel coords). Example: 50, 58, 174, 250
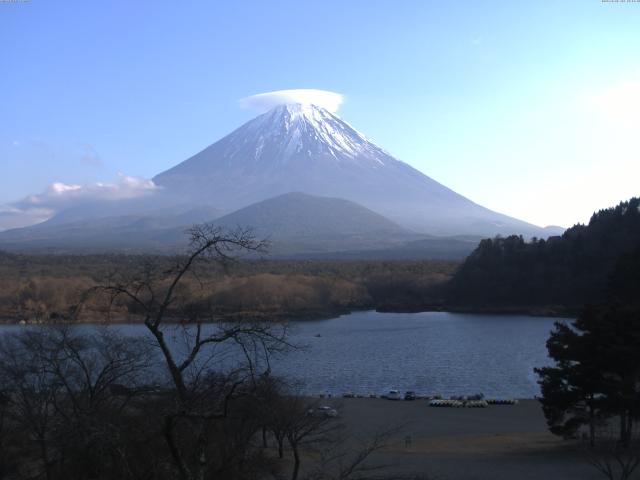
238, 103, 387, 163
153, 102, 547, 236
168, 103, 390, 172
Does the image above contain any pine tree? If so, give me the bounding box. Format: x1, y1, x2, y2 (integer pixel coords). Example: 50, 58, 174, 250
535, 307, 607, 445
535, 248, 640, 445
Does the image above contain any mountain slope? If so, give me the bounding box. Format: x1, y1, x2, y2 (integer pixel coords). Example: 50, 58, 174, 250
0, 192, 479, 258
154, 103, 548, 237
0, 207, 223, 252
196, 192, 421, 255
210, 192, 408, 238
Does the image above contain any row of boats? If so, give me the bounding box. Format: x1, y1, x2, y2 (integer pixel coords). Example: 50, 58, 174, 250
430, 399, 487, 408
320, 391, 519, 406
430, 395, 519, 407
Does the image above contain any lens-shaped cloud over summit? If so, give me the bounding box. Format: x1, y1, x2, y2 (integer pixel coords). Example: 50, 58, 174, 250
239, 89, 343, 113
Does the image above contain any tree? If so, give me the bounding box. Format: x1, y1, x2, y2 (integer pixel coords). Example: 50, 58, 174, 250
96, 224, 291, 480
448, 197, 640, 311
582, 424, 640, 480
535, 307, 608, 444
0, 326, 154, 480
306, 423, 406, 480
536, 305, 640, 445
536, 247, 640, 447
282, 397, 339, 480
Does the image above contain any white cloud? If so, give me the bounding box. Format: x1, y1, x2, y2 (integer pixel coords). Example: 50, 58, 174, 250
49, 182, 83, 195
17, 174, 157, 209
0, 206, 53, 231
0, 174, 158, 231
239, 89, 344, 113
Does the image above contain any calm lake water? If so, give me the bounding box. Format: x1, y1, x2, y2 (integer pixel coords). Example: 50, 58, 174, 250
0, 311, 563, 398
269, 311, 560, 398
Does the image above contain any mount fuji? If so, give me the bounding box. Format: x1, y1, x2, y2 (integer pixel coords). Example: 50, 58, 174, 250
0, 103, 561, 255
154, 103, 547, 236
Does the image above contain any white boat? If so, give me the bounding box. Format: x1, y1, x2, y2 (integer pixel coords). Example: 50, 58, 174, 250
429, 399, 464, 408
385, 389, 403, 400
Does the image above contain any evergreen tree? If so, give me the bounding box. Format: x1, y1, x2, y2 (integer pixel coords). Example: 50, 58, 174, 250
535, 307, 607, 445
535, 248, 640, 445
448, 197, 640, 311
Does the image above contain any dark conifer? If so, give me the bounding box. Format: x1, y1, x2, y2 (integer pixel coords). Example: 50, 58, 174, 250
536, 248, 640, 445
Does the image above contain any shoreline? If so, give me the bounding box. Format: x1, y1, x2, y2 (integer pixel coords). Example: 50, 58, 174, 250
0, 305, 578, 325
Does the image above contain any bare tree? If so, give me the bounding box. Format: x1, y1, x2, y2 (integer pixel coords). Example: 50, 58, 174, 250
583, 424, 640, 480
0, 389, 10, 477
252, 372, 289, 453
263, 388, 409, 480
306, 424, 407, 480
95, 224, 291, 480
0, 329, 64, 480
280, 396, 341, 480
0, 326, 155, 480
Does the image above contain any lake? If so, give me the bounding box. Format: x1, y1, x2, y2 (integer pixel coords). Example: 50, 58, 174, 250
0, 311, 563, 398
269, 311, 560, 398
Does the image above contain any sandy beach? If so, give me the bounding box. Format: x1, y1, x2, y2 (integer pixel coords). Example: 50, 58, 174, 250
324, 398, 601, 480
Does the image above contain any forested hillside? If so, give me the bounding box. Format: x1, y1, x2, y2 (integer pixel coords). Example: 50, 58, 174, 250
0, 253, 456, 323
447, 197, 640, 313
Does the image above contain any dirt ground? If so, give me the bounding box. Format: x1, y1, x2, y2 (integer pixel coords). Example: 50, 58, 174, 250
320, 398, 607, 480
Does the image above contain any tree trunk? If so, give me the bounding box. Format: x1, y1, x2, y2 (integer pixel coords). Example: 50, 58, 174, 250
589, 403, 595, 447
277, 437, 284, 459
620, 410, 630, 447
262, 427, 268, 448
147, 326, 189, 400
291, 443, 300, 480
195, 435, 208, 480
163, 416, 192, 480
38, 437, 52, 480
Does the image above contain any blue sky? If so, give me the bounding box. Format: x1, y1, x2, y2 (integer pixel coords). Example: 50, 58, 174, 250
1, 0, 639, 228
